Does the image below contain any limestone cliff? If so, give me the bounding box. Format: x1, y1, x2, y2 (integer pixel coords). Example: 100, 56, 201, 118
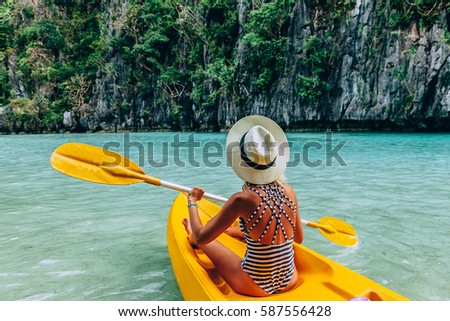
1, 0, 449, 132
217, 0, 450, 131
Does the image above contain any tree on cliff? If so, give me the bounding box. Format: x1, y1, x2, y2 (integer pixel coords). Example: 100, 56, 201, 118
0, 0, 449, 133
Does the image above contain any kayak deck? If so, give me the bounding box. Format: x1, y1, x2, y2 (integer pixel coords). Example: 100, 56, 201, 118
167, 194, 408, 301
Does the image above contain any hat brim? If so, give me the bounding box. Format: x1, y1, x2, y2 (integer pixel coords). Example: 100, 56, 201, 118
226, 115, 289, 184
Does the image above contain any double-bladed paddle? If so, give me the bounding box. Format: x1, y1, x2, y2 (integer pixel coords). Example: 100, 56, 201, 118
50, 142, 358, 246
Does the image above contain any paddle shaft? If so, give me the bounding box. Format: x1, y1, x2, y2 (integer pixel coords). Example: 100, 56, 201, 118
102, 165, 228, 203
127, 175, 354, 244
145, 169, 313, 227
107, 164, 315, 227
51, 142, 356, 245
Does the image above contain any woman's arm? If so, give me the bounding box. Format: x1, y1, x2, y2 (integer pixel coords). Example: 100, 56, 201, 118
225, 226, 245, 240
294, 206, 304, 244
284, 184, 304, 244
187, 187, 243, 245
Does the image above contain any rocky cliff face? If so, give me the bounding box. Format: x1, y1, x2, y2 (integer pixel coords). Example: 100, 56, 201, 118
229, 0, 450, 131
1, 0, 449, 132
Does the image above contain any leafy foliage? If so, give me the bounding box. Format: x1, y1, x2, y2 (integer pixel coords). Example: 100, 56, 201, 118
16, 19, 65, 55
243, 0, 295, 92
0, 0, 448, 132
0, 0, 103, 131
296, 34, 333, 100
388, 0, 449, 29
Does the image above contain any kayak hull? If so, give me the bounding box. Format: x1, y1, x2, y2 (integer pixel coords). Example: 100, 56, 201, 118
167, 194, 408, 301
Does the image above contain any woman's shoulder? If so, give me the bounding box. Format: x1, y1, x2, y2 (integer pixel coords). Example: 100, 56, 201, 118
281, 182, 295, 192
227, 189, 259, 212
229, 188, 253, 203
280, 182, 298, 202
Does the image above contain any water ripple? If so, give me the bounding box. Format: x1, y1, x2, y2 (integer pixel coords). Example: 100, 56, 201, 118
1, 132, 449, 300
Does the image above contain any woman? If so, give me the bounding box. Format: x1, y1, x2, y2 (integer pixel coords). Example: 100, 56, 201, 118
183, 115, 304, 297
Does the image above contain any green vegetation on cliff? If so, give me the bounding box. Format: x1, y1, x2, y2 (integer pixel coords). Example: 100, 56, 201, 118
0, 0, 449, 132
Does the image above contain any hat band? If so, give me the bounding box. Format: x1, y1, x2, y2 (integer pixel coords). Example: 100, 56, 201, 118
239, 133, 277, 170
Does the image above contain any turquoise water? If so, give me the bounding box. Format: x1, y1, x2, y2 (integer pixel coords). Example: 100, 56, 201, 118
0, 132, 449, 301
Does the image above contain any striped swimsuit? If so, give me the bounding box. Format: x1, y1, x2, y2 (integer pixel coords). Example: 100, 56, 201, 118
239, 183, 297, 294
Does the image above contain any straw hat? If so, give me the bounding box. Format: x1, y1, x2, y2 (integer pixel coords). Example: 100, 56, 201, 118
226, 115, 289, 184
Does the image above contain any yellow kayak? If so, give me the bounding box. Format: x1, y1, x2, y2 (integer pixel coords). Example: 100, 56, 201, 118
167, 194, 408, 301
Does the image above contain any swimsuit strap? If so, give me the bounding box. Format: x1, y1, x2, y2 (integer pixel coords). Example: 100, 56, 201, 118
245, 182, 297, 244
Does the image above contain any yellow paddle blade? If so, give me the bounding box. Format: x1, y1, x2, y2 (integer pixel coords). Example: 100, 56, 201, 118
315, 217, 358, 247
50, 142, 159, 185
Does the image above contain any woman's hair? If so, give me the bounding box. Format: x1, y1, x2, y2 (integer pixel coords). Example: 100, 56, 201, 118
243, 174, 287, 189
276, 173, 287, 184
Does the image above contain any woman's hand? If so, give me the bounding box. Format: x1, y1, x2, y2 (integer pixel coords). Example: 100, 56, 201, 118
187, 187, 204, 203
